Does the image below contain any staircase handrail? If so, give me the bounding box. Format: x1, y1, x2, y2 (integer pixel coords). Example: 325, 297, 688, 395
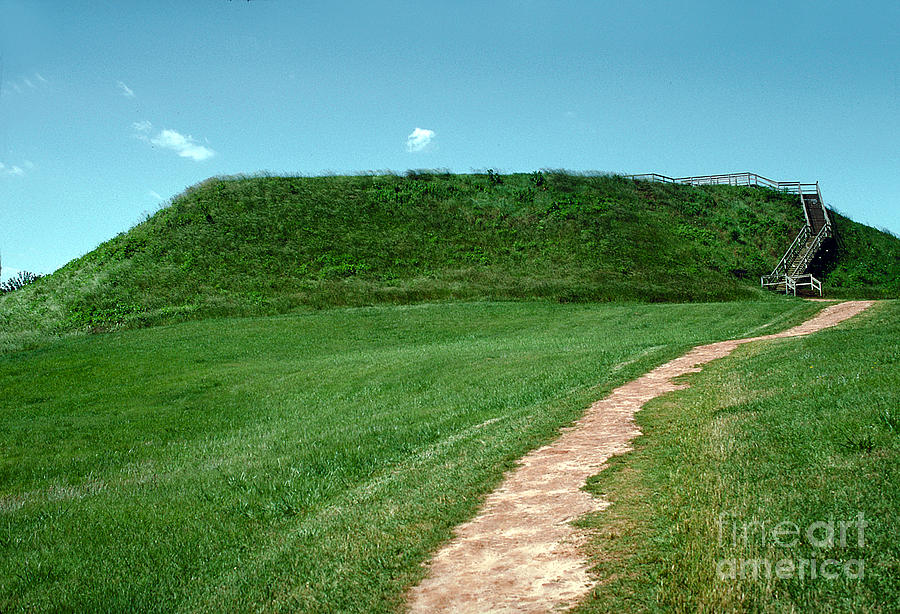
786, 275, 797, 295
791, 223, 831, 275
817, 182, 833, 229
769, 225, 810, 277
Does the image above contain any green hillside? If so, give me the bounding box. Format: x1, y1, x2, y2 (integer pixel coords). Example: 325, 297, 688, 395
813, 211, 900, 297
2, 172, 897, 351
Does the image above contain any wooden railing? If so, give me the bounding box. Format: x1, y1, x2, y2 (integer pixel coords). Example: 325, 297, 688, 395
761, 225, 811, 284
628, 173, 679, 184
785, 273, 823, 297
627, 171, 818, 195
675, 172, 784, 189
790, 223, 831, 276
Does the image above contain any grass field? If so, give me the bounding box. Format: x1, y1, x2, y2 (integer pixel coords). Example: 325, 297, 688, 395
0, 299, 824, 612
577, 300, 899, 612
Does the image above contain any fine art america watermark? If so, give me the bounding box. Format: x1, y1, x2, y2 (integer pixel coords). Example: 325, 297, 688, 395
716, 512, 867, 581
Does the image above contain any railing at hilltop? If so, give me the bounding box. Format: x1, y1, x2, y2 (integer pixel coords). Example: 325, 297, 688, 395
630, 170, 831, 247
627, 171, 818, 195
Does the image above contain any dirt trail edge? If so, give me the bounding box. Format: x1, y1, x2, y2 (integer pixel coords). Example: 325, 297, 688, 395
406, 300, 874, 613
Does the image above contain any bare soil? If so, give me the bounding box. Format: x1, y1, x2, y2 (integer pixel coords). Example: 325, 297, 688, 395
406, 301, 874, 613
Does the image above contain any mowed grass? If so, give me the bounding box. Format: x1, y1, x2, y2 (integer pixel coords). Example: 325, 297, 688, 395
0, 299, 821, 612
577, 300, 899, 613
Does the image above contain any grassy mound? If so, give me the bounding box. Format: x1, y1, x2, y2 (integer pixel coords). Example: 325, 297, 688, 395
2, 172, 897, 351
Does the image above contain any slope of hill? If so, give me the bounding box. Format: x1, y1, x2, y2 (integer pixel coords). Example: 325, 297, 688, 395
810, 211, 900, 297
2, 172, 897, 351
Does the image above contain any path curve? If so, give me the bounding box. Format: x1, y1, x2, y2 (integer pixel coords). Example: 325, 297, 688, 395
407, 301, 874, 613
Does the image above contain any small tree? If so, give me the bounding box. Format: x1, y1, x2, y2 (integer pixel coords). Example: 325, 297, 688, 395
0, 270, 42, 293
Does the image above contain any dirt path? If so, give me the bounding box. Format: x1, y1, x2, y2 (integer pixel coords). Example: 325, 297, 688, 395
406, 300, 874, 613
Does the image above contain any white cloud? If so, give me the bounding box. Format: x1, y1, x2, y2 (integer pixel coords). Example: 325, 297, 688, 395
2, 73, 49, 95
117, 81, 135, 97
0, 162, 25, 177
148, 190, 164, 201
406, 127, 435, 152
131, 121, 216, 162
150, 129, 215, 161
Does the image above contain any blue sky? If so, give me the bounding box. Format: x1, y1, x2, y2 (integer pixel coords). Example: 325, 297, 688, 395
1, 0, 897, 280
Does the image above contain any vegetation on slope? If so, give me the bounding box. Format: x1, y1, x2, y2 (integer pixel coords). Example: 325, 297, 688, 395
2, 172, 896, 352
577, 300, 899, 612
0, 300, 824, 612
812, 211, 900, 298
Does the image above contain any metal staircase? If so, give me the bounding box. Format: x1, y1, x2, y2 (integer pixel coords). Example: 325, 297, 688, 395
628, 172, 834, 296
